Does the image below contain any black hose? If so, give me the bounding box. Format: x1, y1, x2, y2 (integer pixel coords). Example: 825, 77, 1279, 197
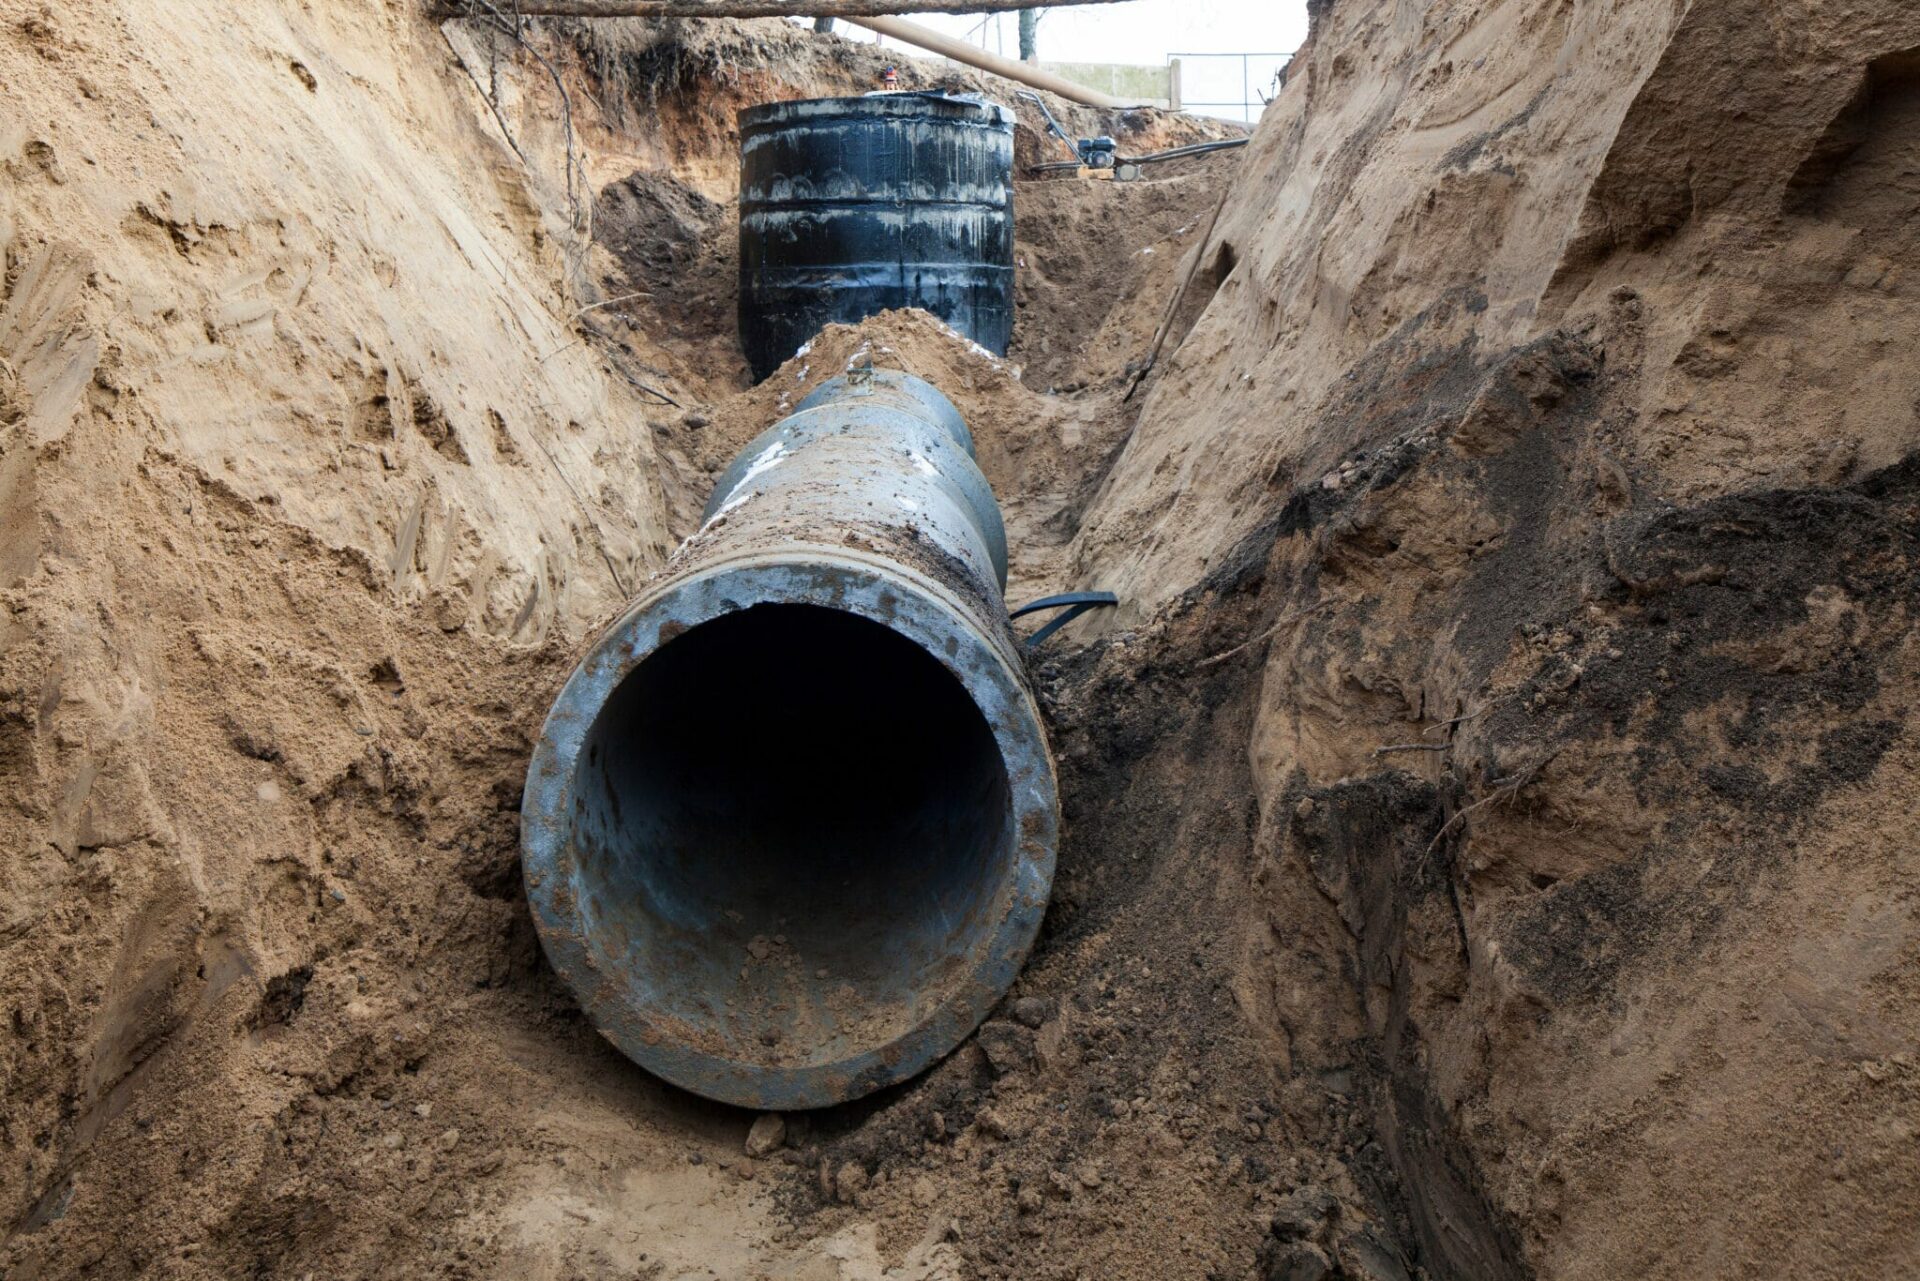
1026, 136, 1251, 177
1118, 137, 1251, 166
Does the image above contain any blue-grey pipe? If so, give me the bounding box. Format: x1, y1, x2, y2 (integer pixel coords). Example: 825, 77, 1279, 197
520, 370, 1057, 1111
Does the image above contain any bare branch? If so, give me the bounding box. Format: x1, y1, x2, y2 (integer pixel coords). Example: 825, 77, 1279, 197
1422, 697, 1507, 736
1423, 751, 1561, 859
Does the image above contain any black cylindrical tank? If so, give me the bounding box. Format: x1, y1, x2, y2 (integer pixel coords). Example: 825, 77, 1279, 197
738, 93, 1015, 382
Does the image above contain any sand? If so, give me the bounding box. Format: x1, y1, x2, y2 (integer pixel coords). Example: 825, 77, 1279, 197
4, 2, 1919, 1279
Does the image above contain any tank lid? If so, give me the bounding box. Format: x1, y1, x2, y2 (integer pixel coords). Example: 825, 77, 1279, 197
740, 92, 1013, 132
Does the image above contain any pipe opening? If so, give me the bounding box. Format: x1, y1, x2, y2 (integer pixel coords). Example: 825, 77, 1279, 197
571, 602, 1016, 1070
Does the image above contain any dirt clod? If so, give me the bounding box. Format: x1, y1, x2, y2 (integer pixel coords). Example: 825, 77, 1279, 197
1261, 1241, 1335, 1281
974, 1020, 1037, 1076
1010, 995, 1053, 1028
745, 1112, 786, 1158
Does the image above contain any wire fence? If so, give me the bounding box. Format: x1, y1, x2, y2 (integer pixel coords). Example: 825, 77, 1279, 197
1170, 51, 1294, 124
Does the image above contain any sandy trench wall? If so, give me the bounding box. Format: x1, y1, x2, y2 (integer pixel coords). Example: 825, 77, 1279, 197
1079, 0, 1920, 618
1058, 0, 1920, 1277
0, 0, 678, 1258
1072, 0, 1685, 610
2, 0, 677, 645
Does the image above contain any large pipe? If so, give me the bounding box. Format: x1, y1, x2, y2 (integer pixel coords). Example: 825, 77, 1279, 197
843, 15, 1133, 109
521, 369, 1058, 1111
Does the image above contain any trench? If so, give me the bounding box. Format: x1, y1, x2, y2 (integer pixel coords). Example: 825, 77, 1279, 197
536, 28, 1505, 1281
0, 16, 1554, 1281
552, 47, 1482, 1281
3, 1, 1911, 1276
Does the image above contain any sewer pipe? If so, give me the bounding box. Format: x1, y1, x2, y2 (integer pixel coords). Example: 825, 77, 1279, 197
520, 369, 1057, 1111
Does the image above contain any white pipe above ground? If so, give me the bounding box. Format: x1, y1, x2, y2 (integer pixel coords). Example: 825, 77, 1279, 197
433, 0, 1132, 15
843, 15, 1134, 110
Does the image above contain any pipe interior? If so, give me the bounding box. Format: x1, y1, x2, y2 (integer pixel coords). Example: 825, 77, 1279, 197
571, 603, 1016, 1068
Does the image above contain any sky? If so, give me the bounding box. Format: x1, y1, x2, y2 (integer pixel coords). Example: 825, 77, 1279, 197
794, 2, 1310, 119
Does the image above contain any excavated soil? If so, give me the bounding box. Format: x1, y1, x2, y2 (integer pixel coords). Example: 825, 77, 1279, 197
5, 3, 1920, 1281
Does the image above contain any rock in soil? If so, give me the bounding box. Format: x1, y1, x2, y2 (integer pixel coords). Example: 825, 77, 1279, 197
745, 1112, 786, 1158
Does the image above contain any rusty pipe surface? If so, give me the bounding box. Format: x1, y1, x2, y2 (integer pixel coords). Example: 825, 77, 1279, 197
843, 15, 1132, 109
521, 369, 1057, 1110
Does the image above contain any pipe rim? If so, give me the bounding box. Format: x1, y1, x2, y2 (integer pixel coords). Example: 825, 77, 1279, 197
521, 549, 1058, 1111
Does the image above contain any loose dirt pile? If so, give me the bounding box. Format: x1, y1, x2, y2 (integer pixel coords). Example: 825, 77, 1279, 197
4, 1, 1919, 1280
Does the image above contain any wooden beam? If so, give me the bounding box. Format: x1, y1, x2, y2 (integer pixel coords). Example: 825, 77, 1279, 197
434, 0, 1125, 17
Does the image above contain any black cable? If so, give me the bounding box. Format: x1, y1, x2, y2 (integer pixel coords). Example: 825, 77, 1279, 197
1117, 137, 1251, 166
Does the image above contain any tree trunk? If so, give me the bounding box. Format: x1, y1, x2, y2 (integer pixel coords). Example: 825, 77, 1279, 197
1018, 9, 1038, 62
